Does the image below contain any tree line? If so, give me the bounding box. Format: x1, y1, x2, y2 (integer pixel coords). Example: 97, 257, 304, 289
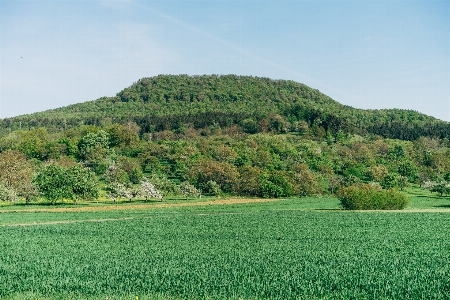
0, 119, 450, 204
0, 75, 449, 204
1, 75, 448, 142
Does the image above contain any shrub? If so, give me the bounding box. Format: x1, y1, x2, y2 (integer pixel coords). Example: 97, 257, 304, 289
342, 174, 362, 187
239, 118, 258, 134
237, 166, 262, 196
293, 164, 320, 196
201, 180, 221, 196
381, 174, 398, 189
259, 172, 294, 198
129, 167, 144, 184
260, 179, 284, 198
337, 184, 408, 210
188, 159, 239, 193
147, 173, 180, 196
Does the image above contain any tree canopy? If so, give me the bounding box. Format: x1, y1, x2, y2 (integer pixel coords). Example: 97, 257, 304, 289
1, 75, 447, 141
0, 75, 449, 204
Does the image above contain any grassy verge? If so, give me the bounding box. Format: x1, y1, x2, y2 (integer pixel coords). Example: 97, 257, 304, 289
1, 187, 449, 226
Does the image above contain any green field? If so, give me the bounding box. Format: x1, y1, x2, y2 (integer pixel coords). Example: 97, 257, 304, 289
1, 192, 450, 299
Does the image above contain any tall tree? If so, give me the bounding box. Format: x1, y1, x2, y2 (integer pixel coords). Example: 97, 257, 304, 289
140, 179, 163, 201
34, 165, 73, 205
67, 165, 100, 204
0, 150, 36, 201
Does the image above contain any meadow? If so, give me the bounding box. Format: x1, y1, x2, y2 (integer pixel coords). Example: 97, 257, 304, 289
1, 190, 450, 299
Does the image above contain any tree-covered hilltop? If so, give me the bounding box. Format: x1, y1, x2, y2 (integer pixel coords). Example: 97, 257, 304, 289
1, 75, 448, 140
0, 74, 450, 205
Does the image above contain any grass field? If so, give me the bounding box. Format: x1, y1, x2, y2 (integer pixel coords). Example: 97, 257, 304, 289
1, 189, 450, 299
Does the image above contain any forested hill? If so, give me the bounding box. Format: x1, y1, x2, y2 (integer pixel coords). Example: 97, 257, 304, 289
0, 74, 448, 140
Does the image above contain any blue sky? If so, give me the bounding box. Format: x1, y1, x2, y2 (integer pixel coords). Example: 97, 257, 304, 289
1, 0, 449, 121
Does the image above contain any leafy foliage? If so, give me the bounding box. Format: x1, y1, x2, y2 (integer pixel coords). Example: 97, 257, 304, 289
106, 183, 134, 202
1, 75, 448, 141
338, 184, 408, 210
34, 164, 99, 204
179, 182, 200, 200
0, 75, 450, 203
426, 180, 450, 196
200, 180, 221, 196
33, 165, 74, 204
0, 183, 18, 202
78, 130, 109, 156
259, 172, 294, 198
0, 150, 35, 198
67, 165, 100, 203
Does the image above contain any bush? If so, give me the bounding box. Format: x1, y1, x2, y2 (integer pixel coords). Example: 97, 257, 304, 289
129, 167, 144, 184
201, 180, 221, 196
239, 118, 258, 134
259, 172, 294, 198
337, 184, 408, 210
147, 173, 180, 196
381, 174, 398, 189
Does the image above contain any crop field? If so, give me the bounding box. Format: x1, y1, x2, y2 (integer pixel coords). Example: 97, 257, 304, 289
1, 196, 450, 299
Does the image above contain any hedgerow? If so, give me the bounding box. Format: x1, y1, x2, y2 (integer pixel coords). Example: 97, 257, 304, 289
337, 184, 408, 210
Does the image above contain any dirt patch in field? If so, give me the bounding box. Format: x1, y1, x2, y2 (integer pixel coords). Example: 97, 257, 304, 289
0, 198, 278, 214
1, 212, 246, 227
2, 198, 449, 215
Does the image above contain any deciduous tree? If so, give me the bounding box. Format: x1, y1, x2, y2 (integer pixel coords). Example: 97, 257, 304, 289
140, 179, 163, 201
179, 182, 200, 200
0, 150, 34, 199
0, 184, 18, 202
34, 165, 73, 205
67, 165, 100, 204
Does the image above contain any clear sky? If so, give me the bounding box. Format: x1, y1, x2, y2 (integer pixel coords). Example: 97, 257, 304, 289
1, 0, 449, 121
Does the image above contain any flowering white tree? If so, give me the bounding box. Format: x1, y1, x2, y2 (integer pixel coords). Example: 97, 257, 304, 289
105, 164, 129, 185
425, 180, 450, 196
107, 183, 131, 203
423, 181, 437, 190
423, 180, 450, 197
179, 182, 200, 200
0, 184, 18, 202
131, 186, 143, 201
140, 179, 163, 202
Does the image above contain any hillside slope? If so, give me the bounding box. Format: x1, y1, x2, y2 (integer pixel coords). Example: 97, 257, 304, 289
1, 75, 448, 140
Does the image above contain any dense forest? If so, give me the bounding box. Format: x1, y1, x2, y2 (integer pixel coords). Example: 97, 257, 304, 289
1, 75, 449, 140
0, 75, 449, 203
